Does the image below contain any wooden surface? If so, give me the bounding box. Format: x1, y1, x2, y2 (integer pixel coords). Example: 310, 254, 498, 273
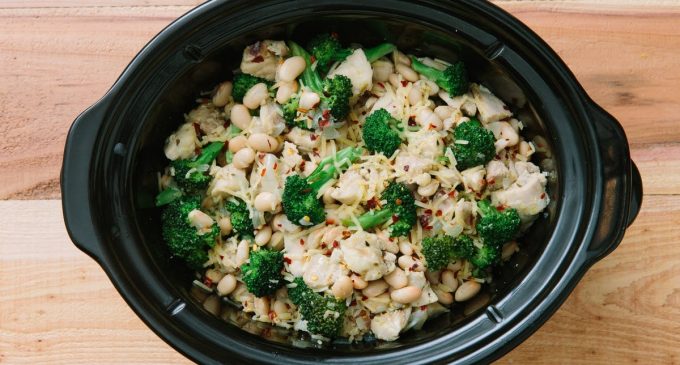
1, 1, 679, 364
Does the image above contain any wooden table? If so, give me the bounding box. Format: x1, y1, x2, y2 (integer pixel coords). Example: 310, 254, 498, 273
1, 1, 678, 363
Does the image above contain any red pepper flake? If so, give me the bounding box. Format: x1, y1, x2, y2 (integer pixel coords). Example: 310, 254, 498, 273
420, 305, 428, 311
411, 262, 419, 270
448, 190, 457, 197
392, 214, 400, 223
320, 243, 327, 249
319, 119, 330, 128
299, 238, 305, 246
273, 162, 278, 170
423, 225, 432, 231
487, 178, 496, 185
312, 148, 320, 157
333, 240, 340, 248
342, 231, 351, 239
408, 117, 417, 127
268, 311, 277, 321
352, 120, 359, 125
194, 146, 202, 155
366, 197, 379, 209
401, 80, 408, 87
540, 192, 546, 199
403, 165, 410, 172
361, 295, 368, 301
350, 300, 357, 306
310, 134, 318, 141
322, 109, 331, 120
310, 55, 316, 64
252, 55, 264, 63
260, 168, 267, 176
395, 198, 402, 206
419, 215, 430, 228
424, 209, 432, 215
223, 121, 230, 128
420, 197, 429, 203
326, 218, 335, 225
435, 210, 443, 217
203, 277, 213, 287
219, 255, 224, 260
283, 256, 292, 264
496, 205, 505, 211
377, 82, 385, 88
428, 123, 437, 130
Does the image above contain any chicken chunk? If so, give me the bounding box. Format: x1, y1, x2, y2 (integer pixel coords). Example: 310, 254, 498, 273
302, 253, 349, 290
164, 122, 199, 161
328, 49, 373, 98
279, 141, 303, 174
286, 127, 321, 151
209, 164, 249, 198
340, 231, 388, 281
471, 83, 512, 123
187, 104, 226, 139
394, 154, 435, 184
406, 129, 443, 160
370, 308, 412, 341
249, 102, 285, 136
486, 160, 509, 191
240, 40, 288, 81
331, 170, 365, 206
461, 165, 486, 194
492, 161, 548, 222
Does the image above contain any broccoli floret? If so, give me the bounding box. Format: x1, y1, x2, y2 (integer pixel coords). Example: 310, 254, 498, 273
307, 34, 396, 73
451, 119, 496, 171
470, 243, 501, 270
476, 200, 520, 247
282, 146, 363, 226
343, 181, 416, 237
362, 108, 403, 156
288, 277, 346, 338
410, 57, 469, 97
170, 142, 224, 193
282, 94, 308, 129
451, 234, 475, 260
161, 196, 218, 269
422, 234, 476, 271
241, 248, 284, 297
225, 198, 255, 239
232, 73, 270, 103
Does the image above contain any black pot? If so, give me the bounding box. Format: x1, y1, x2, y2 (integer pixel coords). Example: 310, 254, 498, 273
61, 1, 643, 364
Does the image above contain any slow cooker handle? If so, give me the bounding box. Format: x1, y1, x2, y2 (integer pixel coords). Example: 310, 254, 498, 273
61, 96, 110, 261
586, 102, 643, 260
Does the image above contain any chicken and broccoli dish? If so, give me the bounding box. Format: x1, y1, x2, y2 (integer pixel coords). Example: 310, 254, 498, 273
156, 34, 550, 342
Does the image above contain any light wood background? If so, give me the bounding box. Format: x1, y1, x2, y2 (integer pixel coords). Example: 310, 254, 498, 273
1, 1, 679, 364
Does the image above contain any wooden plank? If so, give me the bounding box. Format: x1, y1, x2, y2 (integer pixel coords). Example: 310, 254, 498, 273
1, 197, 677, 364
0, 0, 201, 8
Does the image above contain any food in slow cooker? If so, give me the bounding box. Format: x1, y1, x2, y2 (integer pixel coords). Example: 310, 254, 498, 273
156, 35, 550, 342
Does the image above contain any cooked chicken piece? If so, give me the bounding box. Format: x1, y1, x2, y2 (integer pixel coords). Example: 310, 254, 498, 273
406, 271, 427, 290
279, 141, 303, 174
331, 170, 365, 206
240, 40, 288, 81
492, 161, 548, 222
411, 285, 439, 307
283, 234, 306, 277
209, 164, 249, 198
454, 200, 475, 228
369, 84, 408, 121
370, 308, 412, 341
461, 165, 486, 194
471, 83, 513, 123
394, 153, 435, 184
406, 129, 443, 160
339, 231, 388, 281
187, 104, 226, 139
285, 127, 321, 151
302, 253, 349, 290
328, 48, 373, 98
486, 160, 509, 190
249, 102, 285, 136
164, 122, 199, 161
362, 292, 391, 314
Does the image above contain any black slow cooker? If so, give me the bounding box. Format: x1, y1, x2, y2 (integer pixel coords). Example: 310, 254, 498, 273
61, 1, 642, 364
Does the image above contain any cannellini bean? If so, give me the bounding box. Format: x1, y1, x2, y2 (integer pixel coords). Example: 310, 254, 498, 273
397, 255, 424, 272
202, 295, 221, 315
414, 173, 431, 187
388, 73, 402, 89
417, 180, 439, 197
254, 226, 273, 246
416, 108, 443, 130
399, 241, 413, 256
322, 187, 336, 204
254, 192, 279, 212
434, 288, 454, 305
276, 81, 298, 104
298, 91, 320, 110
205, 268, 225, 284
232, 147, 255, 169
248, 133, 278, 153
278, 56, 306, 82
396, 63, 419, 82
271, 213, 300, 233
502, 241, 519, 261
331, 276, 354, 299
268, 231, 284, 251
187, 210, 214, 231
254, 297, 270, 316
441, 270, 458, 292
228, 135, 248, 153
272, 300, 289, 316
424, 270, 440, 285
351, 274, 368, 290
217, 274, 237, 296
519, 141, 533, 158
391, 286, 422, 304
372, 60, 394, 82
362, 279, 389, 298
408, 85, 425, 105
455, 280, 481, 302
212, 81, 233, 107
235, 240, 250, 266
243, 83, 269, 109
230, 104, 252, 130
217, 217, 232, 235
384, 268, 408, 289
434, 105, 455, 120
394, 50, 410, 65
447, 261, 463, 272
418, 79, 439, 96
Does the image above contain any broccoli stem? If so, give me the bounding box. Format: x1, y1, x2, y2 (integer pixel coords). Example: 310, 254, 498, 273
477, 200, 494, 216
194, 142, 224, 165
155, 187, 182, 207
342, 208, 392, 230
364, 43, 396, 63
409, 57, 442, 84
306, 146, 363, 191
288, 41, 323, 94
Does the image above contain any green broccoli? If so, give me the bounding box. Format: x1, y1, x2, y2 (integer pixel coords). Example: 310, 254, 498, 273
410, 57, 469, 97
451, 119, 496, 171
169, 142, 224, 194
161, 196, 218, 269
362, 108, 403, 156
476, 200, 520, 247
232, 73, 271, 103
155, 187, 183, 207
225, 198, 255, 239
282, 146, 363, 226
451, 234, 475, 260
307, 33, 396, 72
288, 277, 346, 338
470, 243, 501, 270
241, 248, 285, 297
421, 234, 475, 271
282, 94, 308, 129
342, 181, 416, 237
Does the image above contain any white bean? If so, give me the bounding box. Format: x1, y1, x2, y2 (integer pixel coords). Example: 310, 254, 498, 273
228, 135, 248, 153
216, 274, 237, 296
390, 286, 422, 304
205, 268, 225, 284
217, 217, 232, 235
519, 141, 533, 158
399, 241, 413, 256
272, 300, 289, 316
455, 281, 481, 302
254, 297, 270, 316
372, 60, 394, 82
232, 147, 255, 169
417, 180, 439, 197
331, 276, 354, 299
416, 108, 443, 130
230, 104, 252, 130
298, 91, 320, 110
447, 261, 463, 273
418, 79, 439, 96
212, 81, 233, 107
351, 274, 368, 290
394, 50, 410, 65
235, 239, 250, 266
396, 63, 419, 82
202, 295, 221, 315
254, 192, 279, 212
424, 270, 440, 285
254, 226, 272, 246
414, 173, 431, 187
388, 73, 402, 89
434, 105, 455, 120
268, 231, 284, 251
434, 288, 453, 305
384, 268, 408, 289
248, 133, 278, 153
322, 187, 336, 204
275, 81, 298, 104
502, 241, 519, 261
362, 279, 388, 298
408, 85, 425, 105
243, 83, 269, 109
441, 270, 458, 292
278, 56, 306, 82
